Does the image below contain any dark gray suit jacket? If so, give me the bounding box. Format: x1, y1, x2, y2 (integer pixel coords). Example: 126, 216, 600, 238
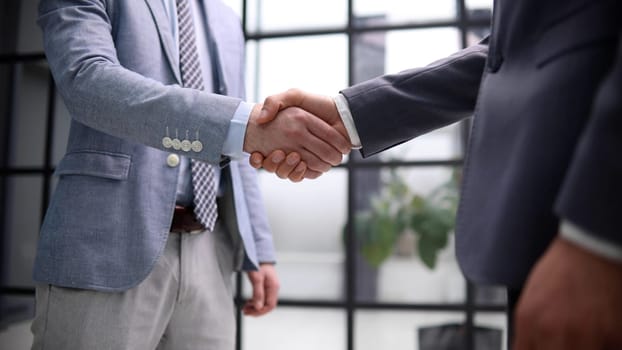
343, 0, 621, 288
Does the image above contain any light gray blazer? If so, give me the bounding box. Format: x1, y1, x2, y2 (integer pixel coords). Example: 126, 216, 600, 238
34, 0, 275, 292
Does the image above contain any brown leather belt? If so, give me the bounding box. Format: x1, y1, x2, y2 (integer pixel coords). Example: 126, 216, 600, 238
170, 205, 205, 234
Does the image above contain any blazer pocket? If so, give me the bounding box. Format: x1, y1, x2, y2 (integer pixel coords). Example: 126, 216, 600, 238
55, 150, 131, 180
535, 1, 618, 68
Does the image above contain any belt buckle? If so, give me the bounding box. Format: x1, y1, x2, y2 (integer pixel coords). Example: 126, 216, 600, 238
186, 227, 204, 234
171, 206, 205, 234
171, 226, 204, 234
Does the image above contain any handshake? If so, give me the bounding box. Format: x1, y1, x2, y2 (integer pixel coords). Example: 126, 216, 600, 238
243, 89, 352, 182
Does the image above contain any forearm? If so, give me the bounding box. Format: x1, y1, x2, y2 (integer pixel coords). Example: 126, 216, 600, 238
39, 0, 240, 164
342, 42, 488, 157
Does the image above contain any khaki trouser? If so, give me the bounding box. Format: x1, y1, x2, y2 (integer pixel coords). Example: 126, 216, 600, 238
31, 221, 236, 350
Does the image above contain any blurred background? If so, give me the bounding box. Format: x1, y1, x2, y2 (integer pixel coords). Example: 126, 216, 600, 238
0, 0, 508, 349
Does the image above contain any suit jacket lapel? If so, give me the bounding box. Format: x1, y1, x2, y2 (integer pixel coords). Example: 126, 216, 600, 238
144, 0, 182, 84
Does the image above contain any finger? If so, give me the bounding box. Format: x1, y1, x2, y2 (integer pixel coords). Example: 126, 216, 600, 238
259, 89, 305, 124
292, 114, 348, 165
247, 281, 279, 317
264, 279, 279, 313
303, 169, 323, 180
249, 152, 265, 169
298, 148, 332, 173
242, 302, 261, 317
262, 150, 286, 173
244, 301, 270, 317
258, 139, 331, 173
288, 161, 307, 182
275, 153, 301, 179
247, 272, 265, 311
305, 115, 351, 156
291, 128, 343, 168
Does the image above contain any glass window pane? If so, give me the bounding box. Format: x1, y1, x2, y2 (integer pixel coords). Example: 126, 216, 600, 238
354, 0, 456, 26
0, 296, 34, 337
352, 167, 464, 303
17, 0, 44, 54
468, 27, 491, 46
356, 311, 465, 350
475, 285, 507, 306
475, 313, 508, 350
466, 0, 494, 12
0, 5, 18, 54
247, 169, 347, 300
351, 28, 462, 161
221, 0, 242, 19
352, 28, 463, 82
385, 28, 461, 75
244, 40, 257, 102
243, 308, 346, 350
248, 35, 348, 102
379, 123, 463, 162
10, 62, 50, 168
5, 176, 43, 287
246, 0, 347, 34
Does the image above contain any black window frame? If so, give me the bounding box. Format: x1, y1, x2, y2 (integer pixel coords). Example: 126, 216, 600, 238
0, 1, 506, 349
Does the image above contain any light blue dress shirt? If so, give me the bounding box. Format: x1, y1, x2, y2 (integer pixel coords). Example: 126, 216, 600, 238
162, 0, 252, 206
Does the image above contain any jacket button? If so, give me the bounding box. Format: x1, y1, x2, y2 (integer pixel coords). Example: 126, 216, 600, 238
166, 153, 180, 167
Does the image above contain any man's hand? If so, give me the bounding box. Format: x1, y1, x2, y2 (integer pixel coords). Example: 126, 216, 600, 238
244, 102, 350, 173
249, 89, 351, 181
513, 236, 622, 349
258, 89, 347, 137
249, 150, 321, 182
243, 263, 280, 317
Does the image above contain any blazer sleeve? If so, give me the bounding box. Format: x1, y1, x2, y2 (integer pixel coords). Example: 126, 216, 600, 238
341, 41, 489, 157
555, 33, 622, 246
38, 0, 240, 164
237, 157, 276, 263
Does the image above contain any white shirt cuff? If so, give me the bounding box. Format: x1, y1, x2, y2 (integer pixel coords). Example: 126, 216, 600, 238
333, 94, 362, 149
560, 220, 622, 263
222, 101, 253, 158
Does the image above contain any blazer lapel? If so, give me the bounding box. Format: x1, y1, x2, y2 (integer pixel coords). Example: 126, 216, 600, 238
144, 0, 182, 84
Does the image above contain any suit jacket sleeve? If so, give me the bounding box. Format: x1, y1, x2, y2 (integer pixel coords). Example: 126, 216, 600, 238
341, 41, 489, 157
555, 34, 622, 246
238, 157, 276, 263
38, 0, 240, 164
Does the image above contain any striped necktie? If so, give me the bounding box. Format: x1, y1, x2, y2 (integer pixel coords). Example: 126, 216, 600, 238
176, 0, 218, 231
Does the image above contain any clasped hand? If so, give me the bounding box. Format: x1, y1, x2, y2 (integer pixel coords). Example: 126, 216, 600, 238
243, 89, 350, 181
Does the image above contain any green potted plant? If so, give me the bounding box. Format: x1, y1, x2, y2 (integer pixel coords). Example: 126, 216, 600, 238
354, 170, 460, 269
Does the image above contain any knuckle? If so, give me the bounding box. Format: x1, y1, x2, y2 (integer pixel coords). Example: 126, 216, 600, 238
287, 88, 301, 97
263, 96, 275, 105
330, 153, 343, 166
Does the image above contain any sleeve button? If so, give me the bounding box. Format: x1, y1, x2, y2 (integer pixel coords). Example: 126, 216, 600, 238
166, 153, 180, 167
